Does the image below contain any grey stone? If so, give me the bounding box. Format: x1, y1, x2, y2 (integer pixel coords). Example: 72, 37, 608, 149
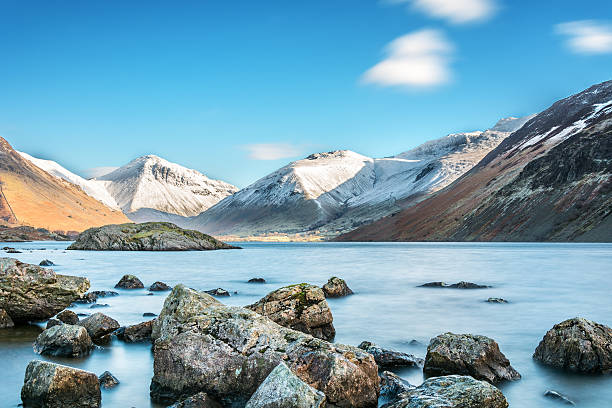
78, 312, 120, 340
34, 324, 93, 357
359, 341, 423, 368
322, 277, 354, 298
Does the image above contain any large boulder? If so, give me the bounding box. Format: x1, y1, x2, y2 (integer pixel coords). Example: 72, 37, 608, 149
67, 222, 239, 251
358, 341, 423, 368
322, 277, 354, 298
0, 307, 14, 328
21, 360, 101, 408
0, 258, 89, 322
533, 317, 612, 373
150, 285, 379, 407
78, 312, 120, 340
384, 375, 508, 408
424, 333, 520, 383
168, 392, 222, 408
115, 274, 144, 289
116, 320, 154, 343
34, 324, 93, 357
245, 362, 326, 408
246, 283, 336, 341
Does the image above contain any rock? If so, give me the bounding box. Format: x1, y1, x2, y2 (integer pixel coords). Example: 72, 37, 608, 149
39, 259, 55, 266
2, 246, 14, 250
34, 324, 93, 357
75, 290, 119, 304
246, 283, 335, 341
150, 285, 379, 407
115, 274, 144, 289
144, 312, 157, 317
322, 277, 354, 298
116, 320, 154, 343
486, 298, 508, 303
98, 371, 120, 389
544, 390, 575, 405
78, 312, 120, 340
46, 318, 62, 329
245, 362, 326, 408
21, 360, 101, 408
6, 248, 21, 253
379, 371, 413, 404
89, 303, 110, 309
385, 375, 508, 408
419, 281, 491, 289
204, 288, 230, 297
168, 392, 222, 408
0, 307, 15, 328
149, 281, 172, 291
248, 278, 266, 284
0, 258, 89, 322
533, 317, 612, 373
67, 222, 240, 251
424, 333, 520, 383
57, 309, 79, 325
358, 341, 423, 368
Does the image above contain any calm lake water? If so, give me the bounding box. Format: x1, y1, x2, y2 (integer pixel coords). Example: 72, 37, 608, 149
1, 241, 611, 407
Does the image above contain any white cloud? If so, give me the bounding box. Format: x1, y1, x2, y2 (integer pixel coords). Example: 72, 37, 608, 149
243, 143, 303, 160
362, 29, 453, 89
388, 0, 496, 24
83, 166, 118, 179
555, 20, 612, 55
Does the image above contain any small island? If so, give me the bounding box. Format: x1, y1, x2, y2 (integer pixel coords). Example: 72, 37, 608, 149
67, 222, 239, 251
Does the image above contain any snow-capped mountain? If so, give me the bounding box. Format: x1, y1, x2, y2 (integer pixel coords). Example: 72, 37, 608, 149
191, 116, 532, 238
97, 155, 238, 218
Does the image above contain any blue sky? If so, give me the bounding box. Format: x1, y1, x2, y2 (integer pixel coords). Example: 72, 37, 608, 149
1, 0, 611, 187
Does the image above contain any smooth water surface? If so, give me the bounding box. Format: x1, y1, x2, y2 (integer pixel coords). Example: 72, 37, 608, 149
1, 241, 611, 407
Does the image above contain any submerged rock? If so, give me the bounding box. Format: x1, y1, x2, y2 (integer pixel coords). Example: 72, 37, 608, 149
533, 317, 612, 373
150, 285, 379, 407
78, 312, 120, 340
0, 258, 89, 322
0, 308, 15, 328
385, 375, 508, 408
149, 281, 172, 291
56, 309, 79, 325
67, 222, 239, 251
39, 259, 55, 266
419, 281, 491, 289
115, 274, 144, 289
21, 360, 101, 408
379, 371, 413, 404
358, 341, 423, 368
76, 290, 119, 304
246, 283, 335, 341
168, 392, 222, 408
424, 333, 520, 383
486, 298, 508, 303
322, 277, 354, 298
245, 362, 326, 408
544, 390, 575, 405
248, 278, 266, 284
34, 324, 93, 357
89, 303, 110, 309
116, 320, 154, 343
6, 248, 21, 253
99, 371, 120, 389
143, 312, 157, 317
204, 288, 230, 297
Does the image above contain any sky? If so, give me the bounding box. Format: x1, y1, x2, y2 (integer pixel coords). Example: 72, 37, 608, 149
0, 0, 611, 187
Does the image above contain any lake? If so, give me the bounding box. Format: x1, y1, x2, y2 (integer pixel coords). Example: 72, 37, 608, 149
1, 241, 611, 407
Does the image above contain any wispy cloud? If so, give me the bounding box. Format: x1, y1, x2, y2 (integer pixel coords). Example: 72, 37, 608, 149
388, 0, 497, 24
555, 20, 612, 55
362, 29, 453, 89
242, 143, 304, 160
83, 166, 118, 179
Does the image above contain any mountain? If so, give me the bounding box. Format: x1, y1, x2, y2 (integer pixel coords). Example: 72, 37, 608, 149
0, 137, 129, 233
191, 117, 530, 238
338, 81, 612, 242
94, 155, 238, 220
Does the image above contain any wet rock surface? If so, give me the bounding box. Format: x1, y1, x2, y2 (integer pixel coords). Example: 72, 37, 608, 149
78, 312, 120, 341
248, 278, 266, 284
34, 324, 93, 357
76, 290, 119, 304
150, 285, 379, 407
0, 307, 15, 328
419, 281, 491, 289
204, 288, 230, 297
244, 362, 326, 408
115, 274, 144, 289
116, 320, 154, 343
0, 258, 89, 322
99, 371, 120, 389
246, 283, 335, 341
322, 277, 354, 298
358, 341, 423, 368
424, 333, 520, 383
57, 309, 79, 325
39, 259, 55, 266
379, 371, 413, 404
168, 392, 222, 408
544, 390, 575, 405
384, 375, 508, 408
149, 281, 172, 291
486, 298, 508, 303
21, 360, 101, 408
46, 318, 62, 329
533, 317, 612, 373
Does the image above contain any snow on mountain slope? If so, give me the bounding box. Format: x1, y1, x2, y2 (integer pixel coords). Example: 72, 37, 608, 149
18, 151, 120, 209
97, 155, 238, 217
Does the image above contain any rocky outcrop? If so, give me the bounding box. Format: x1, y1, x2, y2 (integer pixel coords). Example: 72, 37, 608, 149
245, 362, 326, 408
34, 324, 93, 357
533, 317, 612, 373
246, 283, 335, 341
115, 274, 144, 289
99, 371, 120, 389
78, 312, 120, 341
116, 320, 154, 343
150, 285, 379, 407
0, 226, 72, 242
21, 360, 101, 408
419, 281, 490, 289
57, 309, 79, 325
424, 333, 520, 383
358, 341, 423, 368
168, 392, 222, 408
149, 281, 171, 291
0, 258, 89, 322
67, 222, 239, 251
384, 375, 508, 408
322, 277, 354, 298
0, 307, 14, 328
